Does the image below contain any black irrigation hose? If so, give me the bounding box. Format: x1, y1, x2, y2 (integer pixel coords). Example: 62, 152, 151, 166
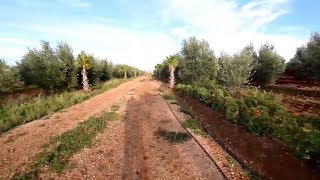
164, 99, 230, 180
200, 122, 263, 180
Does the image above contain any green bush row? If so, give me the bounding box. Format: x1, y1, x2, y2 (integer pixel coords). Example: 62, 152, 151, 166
176, 83, 320, 162
0, 78, 130, 133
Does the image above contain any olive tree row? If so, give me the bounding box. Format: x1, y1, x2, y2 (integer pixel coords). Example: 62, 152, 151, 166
286, 33, 320, 81
154, 36, 285, 87
1, 41, 142, 92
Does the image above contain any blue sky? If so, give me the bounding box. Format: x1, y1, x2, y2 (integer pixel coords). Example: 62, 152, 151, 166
0, 0, 319, 71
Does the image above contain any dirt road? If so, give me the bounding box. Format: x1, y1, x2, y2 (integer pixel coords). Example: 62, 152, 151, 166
0, 77, 225, 179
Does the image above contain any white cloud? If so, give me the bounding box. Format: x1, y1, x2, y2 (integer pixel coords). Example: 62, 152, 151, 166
162, 0, 309, 60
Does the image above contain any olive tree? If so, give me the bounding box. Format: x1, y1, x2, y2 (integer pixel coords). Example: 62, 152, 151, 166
179, 36, 218, 83
252, 43, 285, 85
218, 46, 257, 87
0, 59, 23, 92
57, 42, 77, 88
286, 33, 320, 81
18, 41, 68, 91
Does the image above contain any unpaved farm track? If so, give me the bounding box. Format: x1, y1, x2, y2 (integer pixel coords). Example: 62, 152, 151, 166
0, 77, 145, 178
0, 77, 225, 179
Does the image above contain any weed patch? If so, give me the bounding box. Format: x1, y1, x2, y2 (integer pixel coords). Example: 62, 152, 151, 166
162, 93, 177, 101
13, 111, 118, 179
110, 104, 120, 111
226, 156, 238, 166
179, 106, 191, 115
183, 118, 207, 136
155, 128, 191, 143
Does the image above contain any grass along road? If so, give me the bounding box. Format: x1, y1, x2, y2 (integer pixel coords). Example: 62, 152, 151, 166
0, 78, 135, 133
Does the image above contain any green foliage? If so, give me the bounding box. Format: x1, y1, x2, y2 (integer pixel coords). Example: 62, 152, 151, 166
13, 110, 117, 179
177, 83, 320, 162
286, 47, 308, 79
17, 40, 141, 92
162, 93, 177, 101
0, 59, 23, 92
153, 63, 170, 80
76, 50, 93, 70
217, 46, 258, 87
287, 32, 320, 81
57, 42, 78, 88
112, 64, 138, 79
252, 43, 285, 85
155, 38, 257, 87
18, 41, 71, 91
165, 55, 179, 68
183, 118, 207, 136
0, 78, 129, 133
179, 36, 219, 83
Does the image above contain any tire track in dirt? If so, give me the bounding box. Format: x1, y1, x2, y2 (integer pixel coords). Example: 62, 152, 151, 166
121, 79, 225, 179
0, 77, 145, 179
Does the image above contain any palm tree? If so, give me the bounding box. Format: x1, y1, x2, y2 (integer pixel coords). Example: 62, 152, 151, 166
76, 51, 92, 92
166, 55, 179, 88
123, 65, 128, 79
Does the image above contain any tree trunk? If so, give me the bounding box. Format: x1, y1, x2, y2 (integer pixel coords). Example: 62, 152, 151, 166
169, 66, 175, 88
135, 70, 137, 77
82, 65, 90, 92
124, 70, 127, 79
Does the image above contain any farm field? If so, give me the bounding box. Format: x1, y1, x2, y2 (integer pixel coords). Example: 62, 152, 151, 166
0, 77, 232, 179
1, 1, 320, 179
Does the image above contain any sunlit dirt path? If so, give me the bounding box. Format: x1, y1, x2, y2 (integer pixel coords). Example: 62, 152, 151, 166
0, 77, 225, 179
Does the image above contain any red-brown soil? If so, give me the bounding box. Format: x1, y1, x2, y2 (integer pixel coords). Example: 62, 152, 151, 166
176, 92, 320, 180
276, 93, 320, 116
264, 84, 320, 98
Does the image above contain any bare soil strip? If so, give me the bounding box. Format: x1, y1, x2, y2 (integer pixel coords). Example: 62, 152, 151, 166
0, 77, 145, 179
